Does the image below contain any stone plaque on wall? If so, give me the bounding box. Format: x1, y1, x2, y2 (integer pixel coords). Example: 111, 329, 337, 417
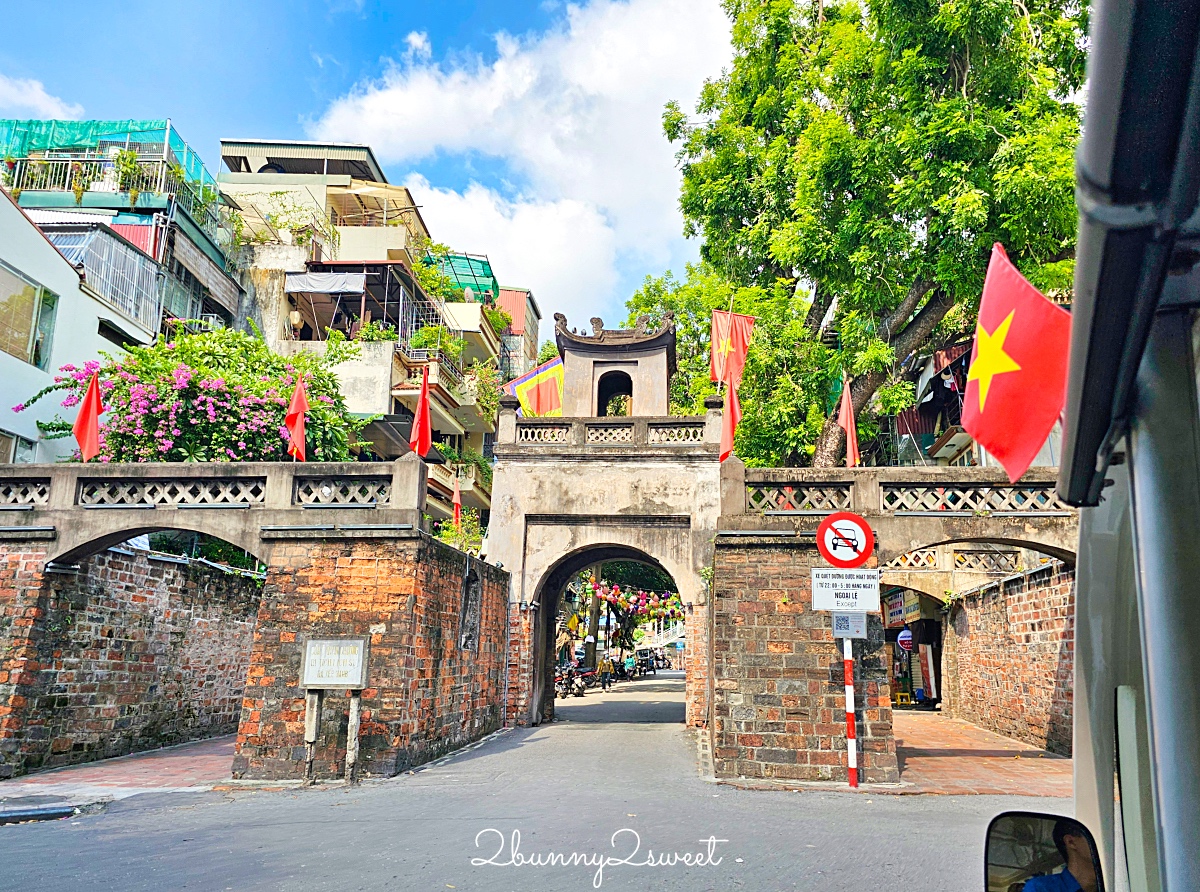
301, 638, 369, 689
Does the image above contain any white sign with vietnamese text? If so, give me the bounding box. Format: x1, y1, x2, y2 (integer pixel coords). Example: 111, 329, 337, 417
811, 568, 881, 612
301, 638, 369, 689
832, 611, 868, 639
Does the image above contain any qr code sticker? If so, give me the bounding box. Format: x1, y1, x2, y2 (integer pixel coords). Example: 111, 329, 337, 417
834, 615, 851, 633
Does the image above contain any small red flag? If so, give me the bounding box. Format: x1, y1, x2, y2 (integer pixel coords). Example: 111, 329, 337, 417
719, 385, 742, 462
409, 365, 432, 458
963, 244, 1071, 482
711, 310, 755, 387
73, 372, 105, 462
285, 377, 310, 461
452, 473, 462, 528
836, 376, 860, 468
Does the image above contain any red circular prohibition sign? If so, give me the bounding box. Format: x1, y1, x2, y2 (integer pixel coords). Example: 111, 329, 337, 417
815, 511, 875, 569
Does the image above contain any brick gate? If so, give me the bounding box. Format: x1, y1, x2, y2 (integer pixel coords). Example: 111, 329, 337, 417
0, 455, 510, 781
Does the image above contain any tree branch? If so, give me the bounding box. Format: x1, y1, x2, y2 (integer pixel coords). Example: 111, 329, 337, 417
879, 278, 934, 344
810, 288, 956, 468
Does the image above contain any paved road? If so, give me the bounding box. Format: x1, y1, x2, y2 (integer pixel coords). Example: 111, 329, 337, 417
0, 671, 1067, 891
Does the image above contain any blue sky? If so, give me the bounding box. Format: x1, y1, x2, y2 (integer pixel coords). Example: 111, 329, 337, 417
0, 0, 732, 337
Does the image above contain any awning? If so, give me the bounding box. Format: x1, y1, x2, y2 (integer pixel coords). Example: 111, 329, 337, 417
171, 227, 241, 314
285, 272, 366, 294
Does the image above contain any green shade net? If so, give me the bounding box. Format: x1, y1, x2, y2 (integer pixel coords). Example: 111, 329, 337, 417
434, 253, 501, 300
0, 119, 216, 188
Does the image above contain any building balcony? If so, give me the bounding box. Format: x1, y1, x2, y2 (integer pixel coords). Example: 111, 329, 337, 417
6, 157, 224, 250
428, 460, 491, 511
41, 222, 163, 337
441, 301, 502, 365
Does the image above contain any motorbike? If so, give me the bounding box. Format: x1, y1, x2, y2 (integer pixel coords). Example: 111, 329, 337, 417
554, 667, 587, 698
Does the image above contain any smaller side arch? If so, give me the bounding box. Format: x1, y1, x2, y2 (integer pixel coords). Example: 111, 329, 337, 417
596, 370, 633, 416
46, 517, 271, 567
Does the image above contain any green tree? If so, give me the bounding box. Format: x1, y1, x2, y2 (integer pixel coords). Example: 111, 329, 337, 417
537, 340, 559, 364
663, 0, 1085, 465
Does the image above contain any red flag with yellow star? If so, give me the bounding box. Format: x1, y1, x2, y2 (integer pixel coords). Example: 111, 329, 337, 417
963, 244, 1071, 482
710, 310, 755, 387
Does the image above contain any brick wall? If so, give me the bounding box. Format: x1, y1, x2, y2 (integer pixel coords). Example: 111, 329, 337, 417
711, 539, 898, 783
0, 546, 260, 779
942, 562, 1074, 755
685, 602, 711, 728
505, 605, 534, 727
234, 535, 509, 780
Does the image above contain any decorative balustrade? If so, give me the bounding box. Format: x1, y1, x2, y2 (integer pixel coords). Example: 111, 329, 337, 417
517, 424, 571, 444
505, 417, 715, 450
954, 549, 1021, 573
79, 477, 267, 507
586, 422, 634, 444
746, 483, 852, 514
0, 463, 422, 511
647, 422, 706, 444
740, 468, 1070, 518
880, 483, 1068, 515
0, 480, 50, 507
294, 477, 391, 506
884, 549, 939, 570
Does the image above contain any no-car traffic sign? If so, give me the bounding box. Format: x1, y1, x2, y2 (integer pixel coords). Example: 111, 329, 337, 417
816, 512, 875, 569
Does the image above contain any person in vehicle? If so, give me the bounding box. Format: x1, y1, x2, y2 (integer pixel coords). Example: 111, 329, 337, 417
1022, 819, 1099, 892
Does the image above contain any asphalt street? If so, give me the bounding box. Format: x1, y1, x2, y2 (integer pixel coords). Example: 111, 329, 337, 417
0, 671, 1068, 891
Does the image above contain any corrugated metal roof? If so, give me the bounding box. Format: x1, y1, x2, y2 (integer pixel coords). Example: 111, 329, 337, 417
220, 139, 386, 182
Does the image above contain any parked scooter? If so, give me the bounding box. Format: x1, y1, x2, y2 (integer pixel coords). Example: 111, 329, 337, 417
554, 667, 587, 698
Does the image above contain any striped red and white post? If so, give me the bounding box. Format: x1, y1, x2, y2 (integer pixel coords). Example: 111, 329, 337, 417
843, 636, 858, 788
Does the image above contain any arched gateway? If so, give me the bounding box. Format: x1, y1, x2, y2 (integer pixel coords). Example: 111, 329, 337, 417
489, 313, 722, 725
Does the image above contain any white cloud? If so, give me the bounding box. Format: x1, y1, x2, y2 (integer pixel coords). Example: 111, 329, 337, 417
404, 31, 432, 61
0, 73, 83, 119
310, 0, 732, 332
403, 174, 618, 332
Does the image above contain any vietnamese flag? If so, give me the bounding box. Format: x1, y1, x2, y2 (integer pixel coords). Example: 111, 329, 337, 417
73, 372, 106, 462
285, 377, 310, 461
409, 365, 432, 458
962, 244, 1071, 482
452, 474, 462, 528
710, 310, 755, 387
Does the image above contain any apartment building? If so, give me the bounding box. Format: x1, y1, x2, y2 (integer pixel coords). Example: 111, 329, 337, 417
497, 286, 543, 378
218, 139, 502, 518
0, 119, 242, 329
0, 189, 166, 461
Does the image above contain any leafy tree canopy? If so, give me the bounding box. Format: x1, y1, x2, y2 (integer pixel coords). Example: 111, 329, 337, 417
654, 0, 1085, 465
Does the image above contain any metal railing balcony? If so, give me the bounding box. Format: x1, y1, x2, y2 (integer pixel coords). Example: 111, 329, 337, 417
7, 157, 223, 245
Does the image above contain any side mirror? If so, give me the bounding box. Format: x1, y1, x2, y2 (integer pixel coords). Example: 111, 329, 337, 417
985, 811, 1104, 892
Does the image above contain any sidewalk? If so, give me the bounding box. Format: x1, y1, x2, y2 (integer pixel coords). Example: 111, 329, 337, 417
894, 710, 1072, 796
0, 735, 235, 814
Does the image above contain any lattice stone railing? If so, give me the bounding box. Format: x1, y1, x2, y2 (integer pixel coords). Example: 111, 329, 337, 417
647, 422, 706, 444
885, 549, 939, 570
746, 483, 852, 514
294, 477, 391, 506
79, 478, 268, 507
517, 424, 570, 444
0, 480, 50, 506
585, 423, 635, 444
880, 483, 1068, 515
954, 549, 1020, 573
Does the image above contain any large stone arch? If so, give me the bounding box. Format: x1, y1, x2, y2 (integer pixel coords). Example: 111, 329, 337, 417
525, 542, 680, 726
